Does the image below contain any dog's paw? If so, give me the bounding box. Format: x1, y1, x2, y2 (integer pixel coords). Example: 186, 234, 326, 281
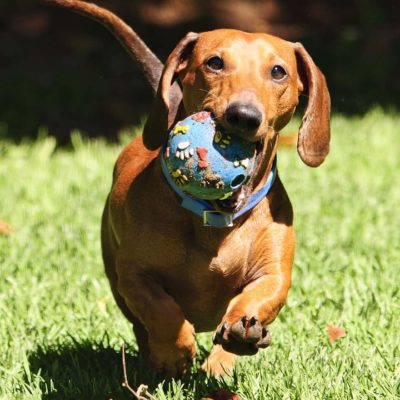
212, 316, 271, 355
148, 339, 196, 377
200, 344, 236, 377
148, 321, 196, 377
149, 346, 195, 377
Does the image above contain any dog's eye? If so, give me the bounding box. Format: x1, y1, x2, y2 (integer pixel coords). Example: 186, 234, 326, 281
271, 65, 287, 81
206, 56, 224, 71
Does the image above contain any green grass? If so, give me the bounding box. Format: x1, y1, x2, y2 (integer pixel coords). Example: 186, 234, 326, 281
1, 109, 399, 399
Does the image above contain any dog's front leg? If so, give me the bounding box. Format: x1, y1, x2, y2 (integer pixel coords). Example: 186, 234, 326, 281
116, 262, 196, 376
213, 222, 294, 356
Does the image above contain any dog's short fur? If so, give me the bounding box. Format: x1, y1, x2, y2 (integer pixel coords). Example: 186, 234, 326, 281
102, 30, 330, 376
46, 0, 330, 378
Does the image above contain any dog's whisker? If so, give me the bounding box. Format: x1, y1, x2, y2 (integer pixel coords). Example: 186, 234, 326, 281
197, 88, 220, 101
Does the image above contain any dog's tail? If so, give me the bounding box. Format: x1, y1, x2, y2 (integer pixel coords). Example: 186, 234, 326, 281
43, 0, 163, 95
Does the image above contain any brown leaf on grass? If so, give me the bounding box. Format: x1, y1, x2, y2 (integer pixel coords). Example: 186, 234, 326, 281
0, 220, 14, 235
201, 389, 242, 400
327, 324, 346, 343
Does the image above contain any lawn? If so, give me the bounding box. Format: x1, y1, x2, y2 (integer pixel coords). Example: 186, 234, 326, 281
0, 109, 399, 400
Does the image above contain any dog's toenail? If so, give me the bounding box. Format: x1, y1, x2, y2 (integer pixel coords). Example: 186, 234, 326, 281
221, 321, 230, 340
262, 327, 267, 337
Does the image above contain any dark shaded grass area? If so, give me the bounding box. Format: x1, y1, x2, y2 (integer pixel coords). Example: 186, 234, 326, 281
27, 339, 231, 399
1, 1, 399, 143
28, 342, 138, 400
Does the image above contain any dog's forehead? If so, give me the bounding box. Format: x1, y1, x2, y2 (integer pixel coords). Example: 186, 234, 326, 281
195, 29, 295, 62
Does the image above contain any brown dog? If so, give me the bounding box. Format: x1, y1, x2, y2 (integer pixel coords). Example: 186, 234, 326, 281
47, 0, 330, 378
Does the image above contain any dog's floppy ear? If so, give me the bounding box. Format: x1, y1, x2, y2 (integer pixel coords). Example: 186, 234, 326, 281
294, 42, 331, 167
143, 32, 199, 150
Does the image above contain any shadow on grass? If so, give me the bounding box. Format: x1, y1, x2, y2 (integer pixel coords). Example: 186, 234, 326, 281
28, 340, 152, 400
27, 339, 228, 400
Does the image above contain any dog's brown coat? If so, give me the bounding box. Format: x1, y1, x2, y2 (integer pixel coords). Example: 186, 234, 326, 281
102, 29, 330, 377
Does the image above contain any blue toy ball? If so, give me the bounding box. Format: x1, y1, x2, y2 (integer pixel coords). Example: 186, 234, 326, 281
162, 111, 257, 200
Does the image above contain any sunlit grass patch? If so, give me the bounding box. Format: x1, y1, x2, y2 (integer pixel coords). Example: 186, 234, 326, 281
0, 109, 399, 399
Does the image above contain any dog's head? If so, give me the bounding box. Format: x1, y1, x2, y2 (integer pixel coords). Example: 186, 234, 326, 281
144, 28, 330, 169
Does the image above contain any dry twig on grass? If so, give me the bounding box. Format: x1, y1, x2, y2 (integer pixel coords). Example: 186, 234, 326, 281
121, 344, 156, 400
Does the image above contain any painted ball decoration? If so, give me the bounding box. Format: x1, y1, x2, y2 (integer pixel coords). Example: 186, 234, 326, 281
162, 111, 257, 200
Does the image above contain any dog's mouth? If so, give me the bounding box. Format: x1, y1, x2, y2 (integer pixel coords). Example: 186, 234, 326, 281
200, 109, 267, 213
213, 116, 262, 143
214, 186, 246, 212
213, 140, 264, 213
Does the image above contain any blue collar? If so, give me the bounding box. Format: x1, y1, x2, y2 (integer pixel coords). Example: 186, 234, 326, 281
161, 155, 277, 228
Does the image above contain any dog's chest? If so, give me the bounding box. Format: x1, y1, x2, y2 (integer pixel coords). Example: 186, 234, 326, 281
135, 221, 251, 280
136, 227, 251, 330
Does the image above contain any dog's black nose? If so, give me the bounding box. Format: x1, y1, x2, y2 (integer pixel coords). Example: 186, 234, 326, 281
225, 102, 263, 131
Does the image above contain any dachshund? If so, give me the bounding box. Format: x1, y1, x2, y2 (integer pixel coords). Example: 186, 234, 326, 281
46, 0, 330, 377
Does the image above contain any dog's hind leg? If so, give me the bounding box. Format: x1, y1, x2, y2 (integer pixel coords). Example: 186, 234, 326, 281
115, 260, 196, 377
101, 198, 149, 357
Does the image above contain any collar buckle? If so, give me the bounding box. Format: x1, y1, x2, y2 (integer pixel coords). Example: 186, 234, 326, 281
203, 210, 234, 227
